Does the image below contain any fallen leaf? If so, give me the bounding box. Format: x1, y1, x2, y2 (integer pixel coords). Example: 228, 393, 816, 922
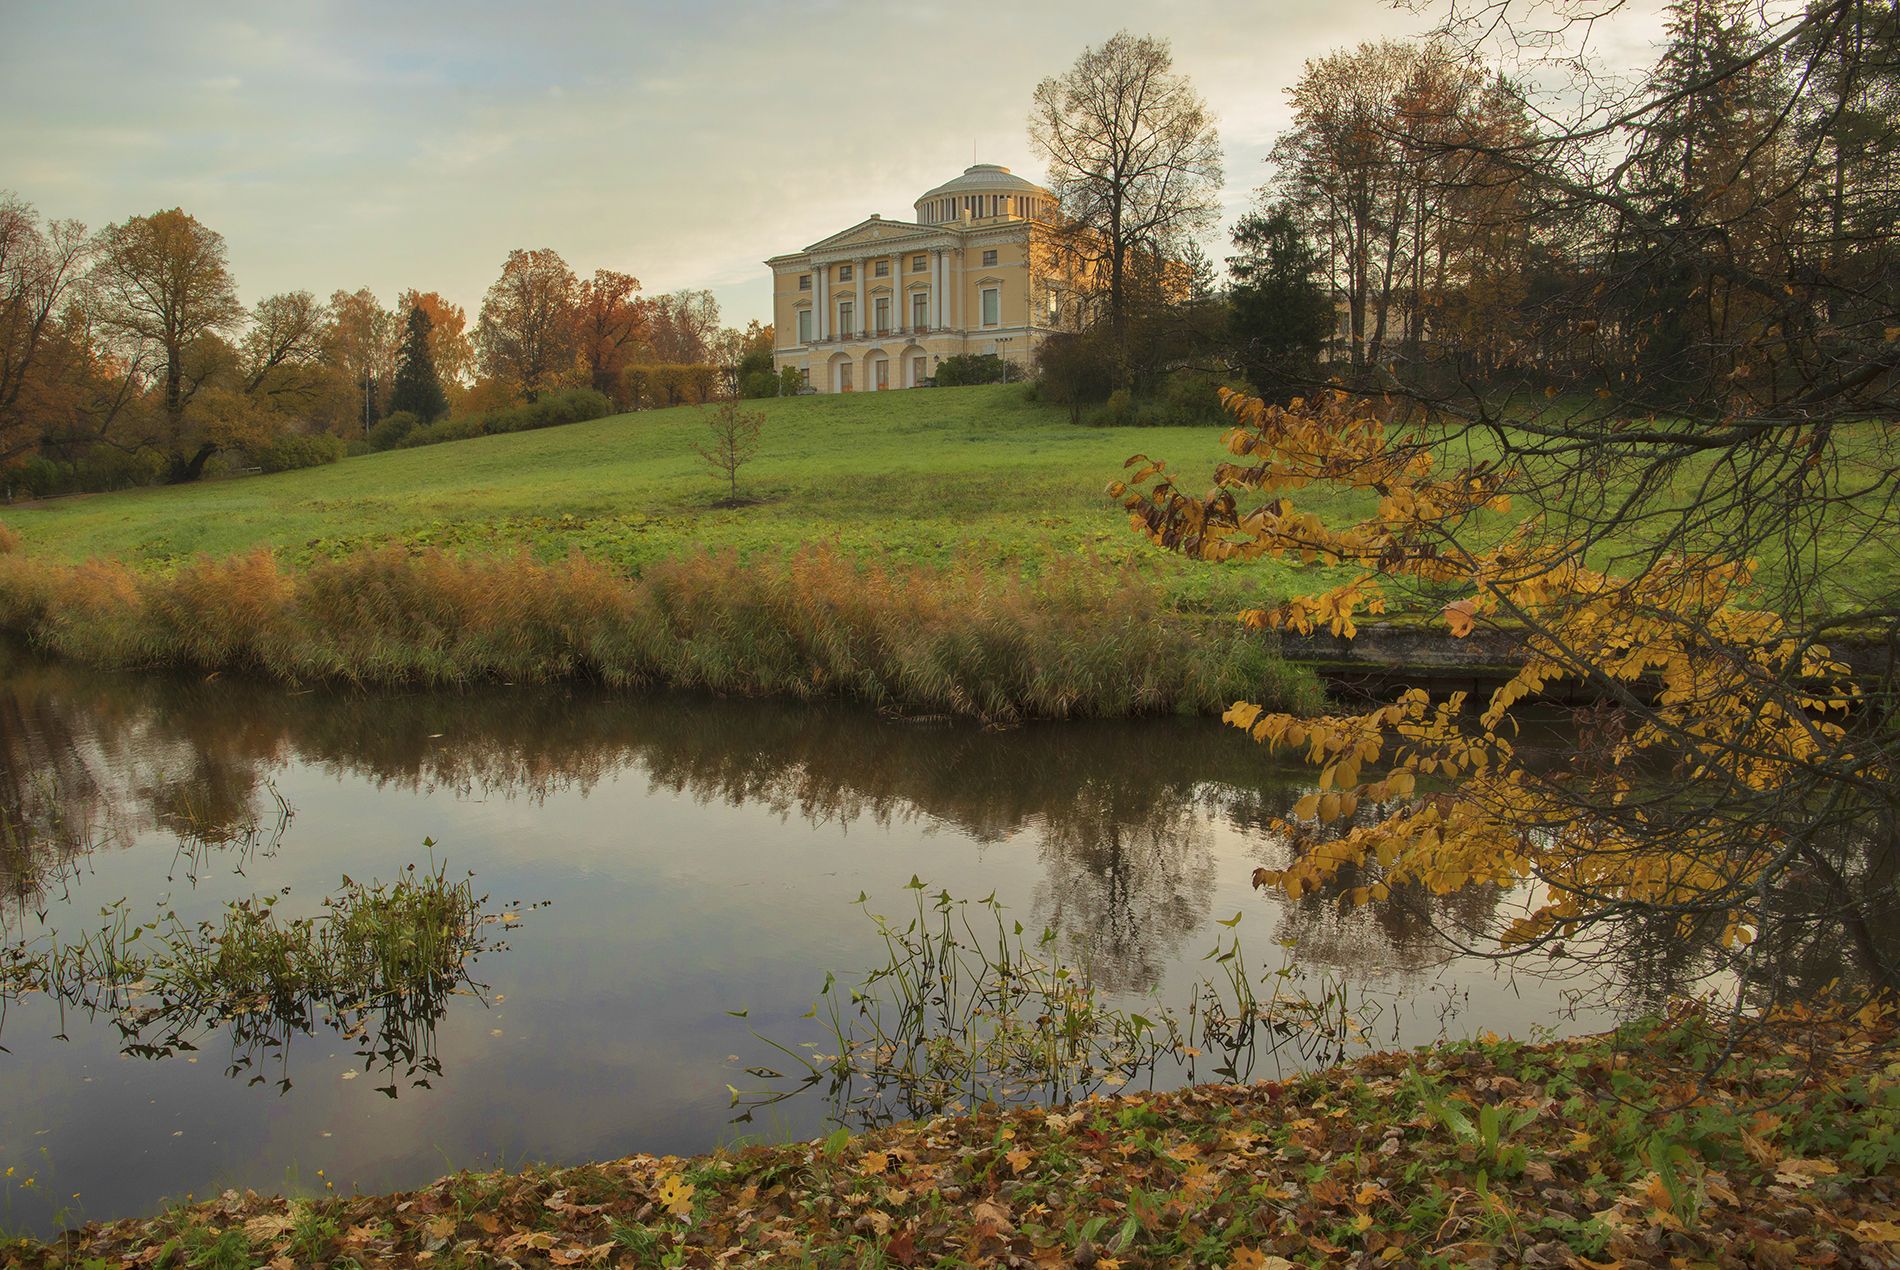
1773, 1157, 1838, 1188
242, 1213, 295, 1243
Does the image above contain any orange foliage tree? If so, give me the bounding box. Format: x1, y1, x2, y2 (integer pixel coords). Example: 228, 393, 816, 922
1113, 385, 1893, 1015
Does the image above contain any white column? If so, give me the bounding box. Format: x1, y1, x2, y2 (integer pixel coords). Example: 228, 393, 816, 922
858, 258, 869, 335
815, 266, 827, 340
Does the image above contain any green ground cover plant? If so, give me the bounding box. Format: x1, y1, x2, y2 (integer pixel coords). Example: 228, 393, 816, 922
8, 1005, 1895, 1267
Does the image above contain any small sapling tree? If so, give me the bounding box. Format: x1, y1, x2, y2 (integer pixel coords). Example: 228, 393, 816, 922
694, 398, 765, 504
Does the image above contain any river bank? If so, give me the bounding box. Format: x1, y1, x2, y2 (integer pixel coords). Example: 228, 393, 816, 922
9, 1008, 1896, 1268
0, 540, 1319, 722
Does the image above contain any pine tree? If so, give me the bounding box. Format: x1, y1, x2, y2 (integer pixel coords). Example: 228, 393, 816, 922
1226, 204, 1335, 399
388, 305, 449, 422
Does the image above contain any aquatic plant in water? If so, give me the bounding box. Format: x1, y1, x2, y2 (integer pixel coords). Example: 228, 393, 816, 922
0, 846, 526, 1094
729, 880, 1371, 1130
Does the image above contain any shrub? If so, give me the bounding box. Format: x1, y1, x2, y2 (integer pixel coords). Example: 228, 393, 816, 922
368, 411, 420, 451
75, 446, 167, 491
1091, 388, 1137, 426
18, 455, 73, 498
624, 364, 721, 409
384, 388, 616, 452
740, 369, 780, 399
1153, 369, 1250, 426
10, 447, 169, 497
779, 365, 806, 397
1033, 330, 1117, 420
256, 432, 347, 473
936, 353, 1017, 387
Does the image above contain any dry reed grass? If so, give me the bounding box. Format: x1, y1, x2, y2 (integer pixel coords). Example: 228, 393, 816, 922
0, 542, 1318, 721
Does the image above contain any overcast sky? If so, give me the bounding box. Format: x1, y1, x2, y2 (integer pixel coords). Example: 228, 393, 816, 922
2, 1, 1670, 330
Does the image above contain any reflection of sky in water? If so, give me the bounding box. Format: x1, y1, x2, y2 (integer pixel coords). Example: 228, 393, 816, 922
0, 653, 1625, 1234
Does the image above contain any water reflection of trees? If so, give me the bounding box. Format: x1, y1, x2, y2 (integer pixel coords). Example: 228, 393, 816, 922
0, 671, 292, 926
1, 651, 1309, 993
4, 648, 1880, 1008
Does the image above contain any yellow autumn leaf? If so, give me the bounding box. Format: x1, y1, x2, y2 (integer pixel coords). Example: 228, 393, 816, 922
656, 1172, 696, 1218
1856, 1219, 1900, 1245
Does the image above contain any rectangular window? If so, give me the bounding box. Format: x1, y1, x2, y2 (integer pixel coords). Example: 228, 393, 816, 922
912, 255, 927, 272
839, 265, 853, 281
798, 274, 811, 290
796, 309, 812, 343
840, 363, 853, 392
875, 359, 889, 390
912, 293, 928, 329
839, 301, 854, 334
982, 249, 998, 267
874, 260, 889, 277
981, 287, 1000, 327
874, 297, 890, 334
913, 356, 927, 386
800, 368, 810, 385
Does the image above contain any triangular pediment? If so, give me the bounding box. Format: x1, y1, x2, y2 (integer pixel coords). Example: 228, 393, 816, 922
805, 218, 928, 252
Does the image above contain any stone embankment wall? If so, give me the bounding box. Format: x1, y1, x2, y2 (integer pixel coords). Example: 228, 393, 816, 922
1277, 623, 1891, 704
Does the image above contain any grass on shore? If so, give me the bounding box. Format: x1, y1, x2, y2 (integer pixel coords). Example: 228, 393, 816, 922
0, 541, 1319, 722
9, 1007, 1896, 1268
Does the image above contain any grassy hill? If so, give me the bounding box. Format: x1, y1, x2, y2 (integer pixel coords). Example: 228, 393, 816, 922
11, 384, 1887, 623
2, 385, 1347, 615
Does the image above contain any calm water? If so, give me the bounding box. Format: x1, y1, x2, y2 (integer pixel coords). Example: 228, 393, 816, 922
1, 651, 1650, 1234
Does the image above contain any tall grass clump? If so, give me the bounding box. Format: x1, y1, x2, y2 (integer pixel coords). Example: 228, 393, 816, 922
1, 854, 499, 1092
730, 881, 1370, 1131
0, 543, 1320, 721
0, 520, 19, 554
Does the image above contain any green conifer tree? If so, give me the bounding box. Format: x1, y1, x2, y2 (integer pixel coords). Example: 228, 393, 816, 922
388, 305, 449, 422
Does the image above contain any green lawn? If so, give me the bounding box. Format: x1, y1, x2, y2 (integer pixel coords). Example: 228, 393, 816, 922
7, 384, 1888, 619
2, 385, 1352, 616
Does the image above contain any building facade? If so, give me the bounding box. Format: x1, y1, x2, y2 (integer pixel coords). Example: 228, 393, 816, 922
765, 164, 1079, 392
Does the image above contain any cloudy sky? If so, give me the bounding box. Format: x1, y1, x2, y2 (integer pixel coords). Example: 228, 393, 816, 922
2, 1, 1670, 329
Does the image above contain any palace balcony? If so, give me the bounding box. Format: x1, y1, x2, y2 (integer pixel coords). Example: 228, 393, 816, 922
808, 326, 950, 345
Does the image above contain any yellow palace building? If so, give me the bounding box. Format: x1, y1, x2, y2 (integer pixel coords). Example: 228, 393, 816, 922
765, 164, 1083, 392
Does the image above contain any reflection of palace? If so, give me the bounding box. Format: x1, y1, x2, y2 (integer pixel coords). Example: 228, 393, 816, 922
765, 164, 1084, 392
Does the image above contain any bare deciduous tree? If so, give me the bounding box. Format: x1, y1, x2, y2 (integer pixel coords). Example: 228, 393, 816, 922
1029, 31, 1222, 377
693, 397, 764, 504
0, 192, 93, 466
